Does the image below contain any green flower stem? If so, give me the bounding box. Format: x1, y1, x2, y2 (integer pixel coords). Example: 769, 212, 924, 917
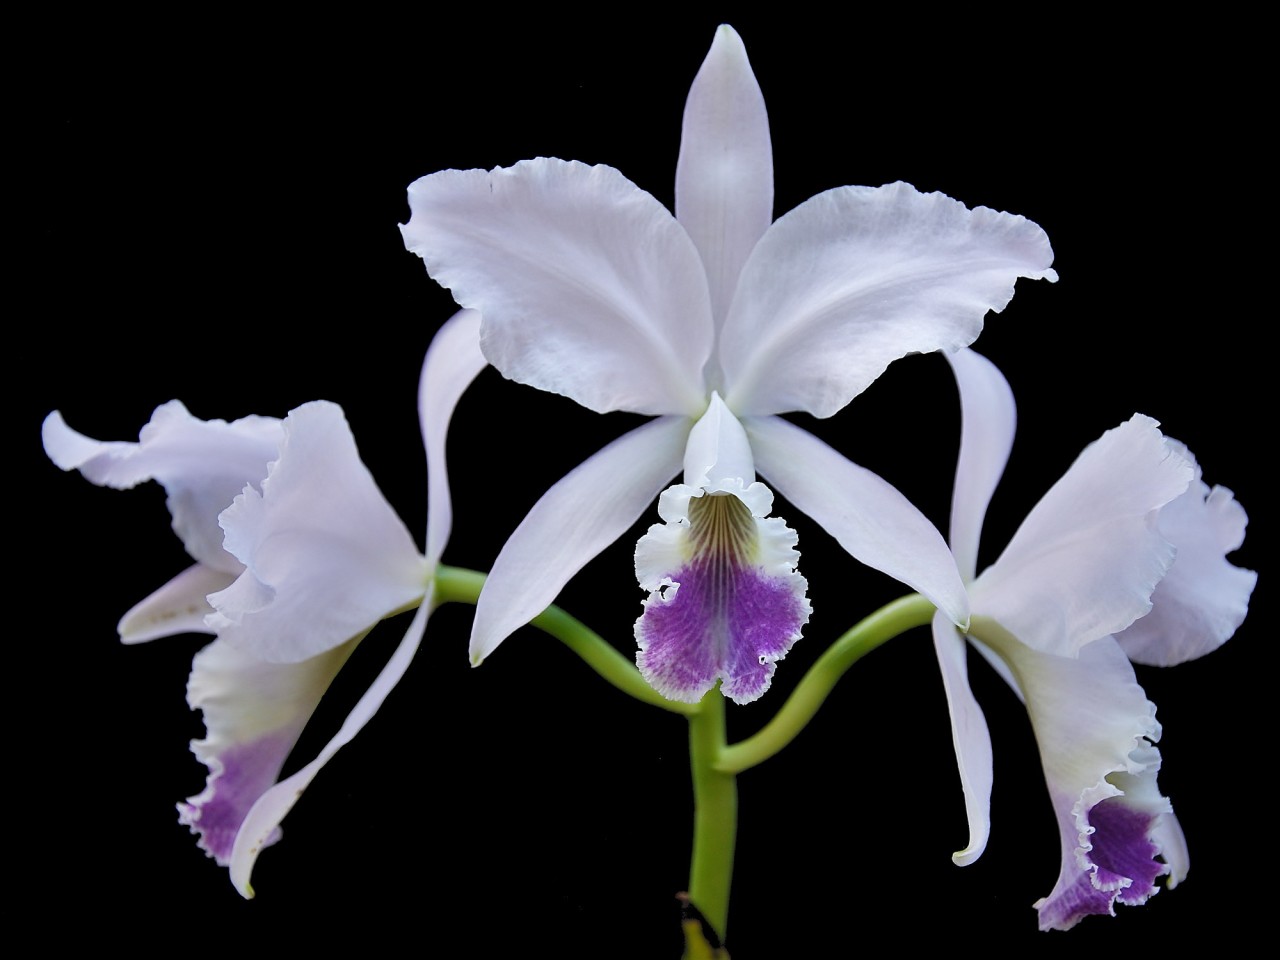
432, 565, 697, 715
718, 593, 936, 775
687, 689, 736, 946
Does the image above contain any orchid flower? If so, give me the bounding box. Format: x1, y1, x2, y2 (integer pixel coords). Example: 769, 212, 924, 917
933, 348, 1255, 930
41, 309, 485, 895
401, 25, 1056, 704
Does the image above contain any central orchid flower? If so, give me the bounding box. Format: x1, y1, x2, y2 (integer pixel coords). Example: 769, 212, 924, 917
402, 26, 1056, 702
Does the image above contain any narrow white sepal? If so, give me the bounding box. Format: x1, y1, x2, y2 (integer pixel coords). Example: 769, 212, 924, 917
676, 23, 773, 329
229, 599, 431, 897
469, 416, 690, 664
747, 415, 970, 628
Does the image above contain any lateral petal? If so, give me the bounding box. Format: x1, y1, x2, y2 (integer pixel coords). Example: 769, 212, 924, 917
209, 401, 429, 663
676, 24, 773, 330
469, 416, 690, 664
746, 415, 969, 627
402, 159, 712, 416
721, 182, 1057, 418
178, 634, 357, 869
420, 308, 487, 565
118, 563, 237, 644
42, 403, 283, 572
973, 415, 1193, 658
229, 600, 431, 897
945, 349, 1016, 583
1114, 448, 1255, 665
932, 611, 993, 866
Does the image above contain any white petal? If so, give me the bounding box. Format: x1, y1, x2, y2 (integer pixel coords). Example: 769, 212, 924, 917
973, 415, 1193, 657
746, 415, 969, 627
401, 159, 712, 416
1115, 449, 1255, 665
932, 612, 993, 865
420, 308, 487, 565
945, 349, 1016, 582
208, 401, 429, 663
721, 182, 1057, 417
118, 563, 237, 644
43, 404, 283, 572
229, 599, 430, 897
675, 24, 773, 329
178, 634, 357, 869
469, 416, 690, 664
973, 628, 1180, 930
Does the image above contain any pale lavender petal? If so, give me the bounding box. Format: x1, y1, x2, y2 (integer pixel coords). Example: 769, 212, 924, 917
178, 634, 357, 867
229, 600, 430, 897
721, 181, 1057, 418
209, 401, 429, 663
945, 349, 1016, 583
973, 415, 1193, 657
470, 416, 690, 664
932, 611, 992, 865
420, 308, 487, 565
747, 415, 969, 627
402, 159, 712, 416
676, 24, 773, 330
118, 563, 237, 644
1115, 447, 1255, 665
42, 404, 283, 572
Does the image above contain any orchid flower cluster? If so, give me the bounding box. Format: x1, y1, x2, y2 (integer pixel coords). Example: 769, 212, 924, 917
43, 25, 1253, 951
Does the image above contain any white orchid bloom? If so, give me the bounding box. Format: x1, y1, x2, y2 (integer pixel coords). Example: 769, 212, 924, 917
933, 348, 1255, 930
401, 25, 1056, 704
41, 309, 485, 895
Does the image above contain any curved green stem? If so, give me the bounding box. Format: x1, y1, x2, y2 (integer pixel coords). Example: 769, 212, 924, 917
687, 690, 735, 947
718, 593, 936, 774
433, 565, 697, 715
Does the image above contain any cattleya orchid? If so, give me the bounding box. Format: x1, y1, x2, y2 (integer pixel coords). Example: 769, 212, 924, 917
41, 309, 485, 895
36, 19, 1255, 951
933, 349, 1255, 930
401, 25, 1056, 703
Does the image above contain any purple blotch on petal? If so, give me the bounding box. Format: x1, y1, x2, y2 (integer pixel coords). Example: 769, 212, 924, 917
1036, 797, 1166, 931
638, 558, 807, 705
178, 728, 296, 864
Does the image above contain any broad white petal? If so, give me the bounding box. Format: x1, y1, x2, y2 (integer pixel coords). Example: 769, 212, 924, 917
43, 404, 283, 572
676, 24, 773, 329
420, 308, 487, 565
402, 159, 712, 416
974, 626, 1182, 931
229, 599, 431, 897
746, 415, 969, 627
118, 563, 237, 643
721, 182, 1057, 417
1115, 449, 1255, 665
932, 612, 992, 866
945, 349, 1016, 582
209, 401, 429, 663
973, 415, 1193, 657
469, 416, 690, 664
178, 634, 357, 869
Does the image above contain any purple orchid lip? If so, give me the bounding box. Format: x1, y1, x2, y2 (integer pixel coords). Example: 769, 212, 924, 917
1036, 795, 1171, 931
181, 727, 297, 864
636, 488, 809, 705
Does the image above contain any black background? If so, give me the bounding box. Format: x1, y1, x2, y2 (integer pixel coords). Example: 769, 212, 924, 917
23, 9, 1266, 955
